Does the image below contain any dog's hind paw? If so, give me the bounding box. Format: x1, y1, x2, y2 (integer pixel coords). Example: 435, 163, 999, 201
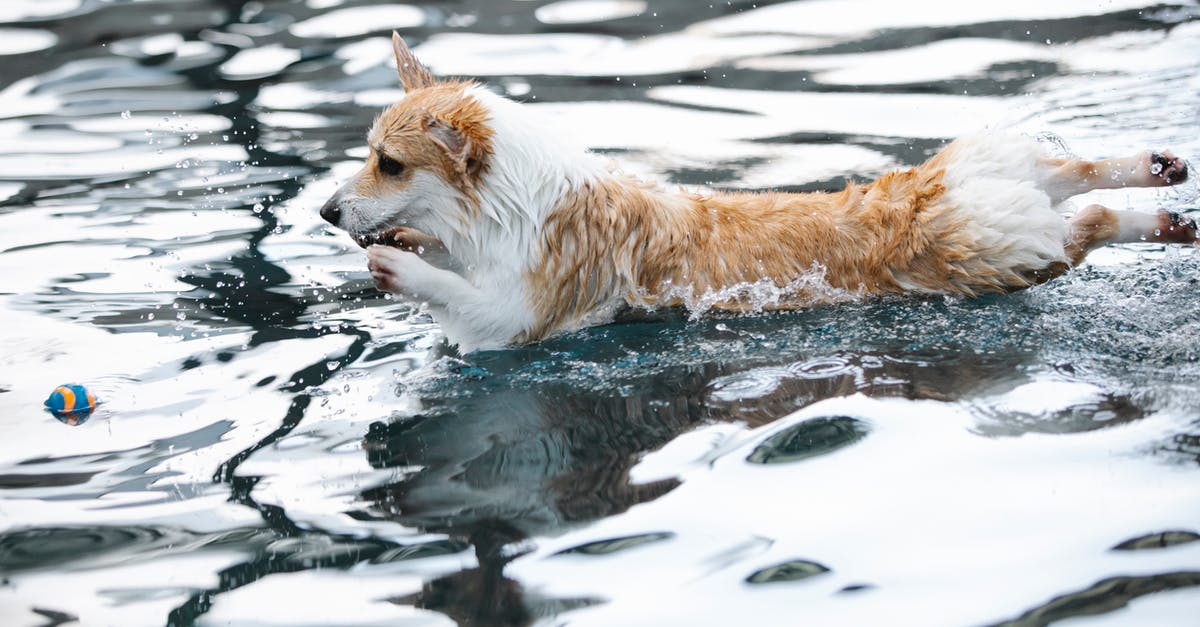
1153, 211, 1199, 243
1148, 151, 1189, 185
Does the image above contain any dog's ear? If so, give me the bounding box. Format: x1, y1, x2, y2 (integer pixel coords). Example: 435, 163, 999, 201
426, 117, 486, 186
392, 31, 435, 91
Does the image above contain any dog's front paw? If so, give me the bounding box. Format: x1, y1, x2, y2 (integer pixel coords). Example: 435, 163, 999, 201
383, 227, 442, 255
367, 245, 427, 297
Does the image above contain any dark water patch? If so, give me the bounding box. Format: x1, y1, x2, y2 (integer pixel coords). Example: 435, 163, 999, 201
371, 538, 471, 564
29, 607, 77, 627
1161, 430, 1200, 466
708, 350, 1028, 412
666, 157, 769, 187
747, 416, 868, 464
754, 132, 949, 166
165, 527, 418, 627
555, 532, 675, 557
383, 519, 547, 627
402, 566, 532, 627
263, 535, 385, 569
1112, 530, 1200, 551
746, 559, 831, 584
0, 471, 97, 488
992, 571, 1200, 627
404, 297, 1050, 402
0, 525, 196, 572
779, 10, 1169, 57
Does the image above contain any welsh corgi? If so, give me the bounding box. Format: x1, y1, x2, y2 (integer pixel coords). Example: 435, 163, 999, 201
320, 33, 1194, 352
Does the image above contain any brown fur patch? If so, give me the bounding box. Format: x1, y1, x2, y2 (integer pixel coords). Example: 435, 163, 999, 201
1064, 204, 1121, 265
351, 81, 494, 208
525, 157, 1042, 341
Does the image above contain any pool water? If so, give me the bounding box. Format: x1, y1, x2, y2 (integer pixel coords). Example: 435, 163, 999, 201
2, 1, 1200, 625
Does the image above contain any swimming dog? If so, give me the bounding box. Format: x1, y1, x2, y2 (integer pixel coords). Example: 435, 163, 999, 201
320, 33, 1194, 352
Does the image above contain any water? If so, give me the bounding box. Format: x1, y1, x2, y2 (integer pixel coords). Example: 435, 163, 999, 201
2, 1, 1200, 625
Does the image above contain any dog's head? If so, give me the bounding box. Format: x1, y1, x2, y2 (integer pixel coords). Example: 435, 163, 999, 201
320, 33, 495, 249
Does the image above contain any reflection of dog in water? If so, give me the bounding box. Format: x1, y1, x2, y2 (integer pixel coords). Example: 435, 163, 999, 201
320, 32, 1195, 352
361, 377, 704, 626
358, 351, 1143, 625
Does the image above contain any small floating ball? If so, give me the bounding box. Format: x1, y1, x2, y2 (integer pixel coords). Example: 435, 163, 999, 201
45, 383, 98, 415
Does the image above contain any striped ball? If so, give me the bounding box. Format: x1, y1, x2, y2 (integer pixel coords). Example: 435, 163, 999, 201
45, 383, 98, 414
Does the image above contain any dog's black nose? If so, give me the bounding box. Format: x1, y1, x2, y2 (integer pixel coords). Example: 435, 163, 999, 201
319, 198, 341, 226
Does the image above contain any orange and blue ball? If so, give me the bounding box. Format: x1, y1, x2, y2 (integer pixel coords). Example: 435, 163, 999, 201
45, 383, 98, 415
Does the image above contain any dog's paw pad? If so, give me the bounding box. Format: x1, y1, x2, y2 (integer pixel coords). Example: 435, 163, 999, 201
1149, 151, 1189, 185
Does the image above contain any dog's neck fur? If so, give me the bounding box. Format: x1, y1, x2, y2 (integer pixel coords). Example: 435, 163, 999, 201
446, 86, 608, 278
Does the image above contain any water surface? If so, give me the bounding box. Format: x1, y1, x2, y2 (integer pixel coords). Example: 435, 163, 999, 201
2, 1, 1200, 625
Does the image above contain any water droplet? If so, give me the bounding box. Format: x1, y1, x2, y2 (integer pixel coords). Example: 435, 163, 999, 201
325, 361, 339, 371
120, 110, 131, 119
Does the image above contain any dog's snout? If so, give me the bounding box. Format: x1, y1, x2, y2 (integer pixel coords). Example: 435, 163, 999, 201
319, 197, 342, 226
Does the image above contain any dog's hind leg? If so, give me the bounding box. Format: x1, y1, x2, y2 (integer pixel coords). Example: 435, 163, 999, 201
1038, 151, 1189, 204
1063, 204, 1198, 265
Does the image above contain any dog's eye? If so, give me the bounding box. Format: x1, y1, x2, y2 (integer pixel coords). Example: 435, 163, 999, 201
377, 153, 405, 176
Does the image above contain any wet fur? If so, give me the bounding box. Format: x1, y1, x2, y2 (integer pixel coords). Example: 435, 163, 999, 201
320, 33, 1194, 352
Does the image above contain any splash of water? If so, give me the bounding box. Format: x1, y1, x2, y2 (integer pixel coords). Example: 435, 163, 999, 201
1032, 131, 1077, 159
650, 263, 863, 321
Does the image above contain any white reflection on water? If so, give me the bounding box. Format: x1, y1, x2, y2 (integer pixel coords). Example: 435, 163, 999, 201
289, 5, 425, 39
519, 396, 1200, 626
412, 32, 811, 77
0, 28, 56, 55
535, 0, 648, 25
218, 44, 302, 80
0, 0, 81, 22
